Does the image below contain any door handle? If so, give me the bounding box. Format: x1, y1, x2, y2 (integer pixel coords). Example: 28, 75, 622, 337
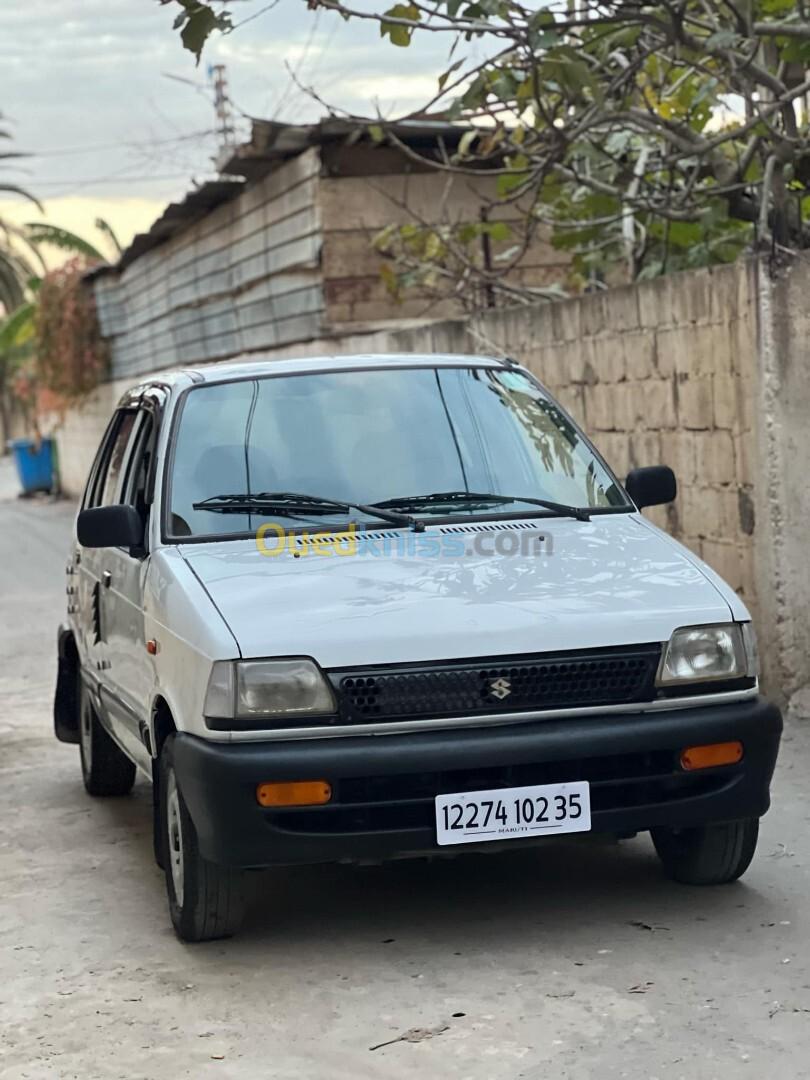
102, 570, 112, 589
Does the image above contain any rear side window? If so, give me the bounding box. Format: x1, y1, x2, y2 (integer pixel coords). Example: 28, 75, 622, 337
85, 410, 139, 509
120, 413, 154, 518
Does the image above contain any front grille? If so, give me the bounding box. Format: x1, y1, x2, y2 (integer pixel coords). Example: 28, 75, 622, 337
267, 751, 732, 836
329, 644, 661, 725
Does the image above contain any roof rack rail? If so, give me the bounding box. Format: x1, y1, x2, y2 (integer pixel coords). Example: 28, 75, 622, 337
500, 355, 520, 367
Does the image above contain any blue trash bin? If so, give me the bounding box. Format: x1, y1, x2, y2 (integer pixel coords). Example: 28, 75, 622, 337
9, 437, 55, 494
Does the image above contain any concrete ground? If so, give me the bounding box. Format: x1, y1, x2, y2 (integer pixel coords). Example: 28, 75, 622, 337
1, 457, 808, 1080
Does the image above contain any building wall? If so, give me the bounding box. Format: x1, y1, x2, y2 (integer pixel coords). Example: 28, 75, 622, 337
94, 146, 571, 379
0, 393, 30, 448
318, 164, 570, 328
752, 255, 810, 698
94, 149, 324, 380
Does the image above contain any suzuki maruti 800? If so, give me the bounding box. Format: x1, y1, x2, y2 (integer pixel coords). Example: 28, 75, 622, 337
54, 354, 782, 941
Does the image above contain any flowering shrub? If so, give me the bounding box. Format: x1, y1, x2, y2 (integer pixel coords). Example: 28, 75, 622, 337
35, 257, 108, 403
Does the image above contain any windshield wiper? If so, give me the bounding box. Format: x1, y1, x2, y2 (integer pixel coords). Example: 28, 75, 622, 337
192, 491, 425, 531
370, 489, 591, 522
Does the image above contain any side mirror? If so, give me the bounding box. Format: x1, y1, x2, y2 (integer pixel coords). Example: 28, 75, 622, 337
77, 504, 144, 552
625, 466, 677, 510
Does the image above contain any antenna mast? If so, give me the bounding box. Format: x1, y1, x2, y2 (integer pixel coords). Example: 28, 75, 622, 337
209, 63, 237, 161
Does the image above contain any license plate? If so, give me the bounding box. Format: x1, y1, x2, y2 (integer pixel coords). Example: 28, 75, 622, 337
435, 781, 591, 846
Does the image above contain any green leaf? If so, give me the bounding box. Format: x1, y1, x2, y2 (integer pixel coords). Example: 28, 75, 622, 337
0, 301, 35, 351
457, 223, 481, 244
489, 69, 518, 101
0, 184, 43, 211
424, 231, 444, 259
498, 171, 530, 197
532, 31, 560, 48
373, 224, 397, 251
776, 36, 810, 64
438, 59, 464, 91
25, 224, 104, 261
496, 154, 530, 198
95, 217, 123, 257
380, 3, 420, 46
529, 8, 555, 28
758, 0, 795, 12
386, 23, 412, 46
483, 221, 511, 242
177, 3, 228, 63
461, 72, 489, 108
666, 221, 703, 248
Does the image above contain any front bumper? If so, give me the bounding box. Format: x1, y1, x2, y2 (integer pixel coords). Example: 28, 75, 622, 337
173, 696, 782, 869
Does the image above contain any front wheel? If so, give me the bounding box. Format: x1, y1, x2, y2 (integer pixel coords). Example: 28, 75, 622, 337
159, 735, 245, 942
78, 675, 136, 797
651, 818, 759, 885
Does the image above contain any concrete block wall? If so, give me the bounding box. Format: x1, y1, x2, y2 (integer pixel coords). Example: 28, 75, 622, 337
459, 263, 760, 615
751, 255, 810, 698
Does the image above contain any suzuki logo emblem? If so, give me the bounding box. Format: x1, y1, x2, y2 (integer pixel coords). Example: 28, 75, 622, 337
489, 676, 512, 700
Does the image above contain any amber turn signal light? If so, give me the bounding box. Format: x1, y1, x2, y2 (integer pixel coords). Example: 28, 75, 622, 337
256, 780, 332, 807
680, 741, 743, 771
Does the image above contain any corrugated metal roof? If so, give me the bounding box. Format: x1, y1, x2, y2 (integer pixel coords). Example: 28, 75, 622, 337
86, 178, 245, 280
218, 115, 469, 180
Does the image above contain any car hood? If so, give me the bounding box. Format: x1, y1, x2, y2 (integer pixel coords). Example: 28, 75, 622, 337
179, 514, 736, 667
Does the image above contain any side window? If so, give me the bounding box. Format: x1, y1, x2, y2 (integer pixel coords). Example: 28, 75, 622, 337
120, 412, 155, 518
86, 410, 139, 509
81, 414, 118, 511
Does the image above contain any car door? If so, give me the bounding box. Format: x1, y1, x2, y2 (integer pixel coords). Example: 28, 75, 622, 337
98, 393, 164, 776
75, 408, 140, 711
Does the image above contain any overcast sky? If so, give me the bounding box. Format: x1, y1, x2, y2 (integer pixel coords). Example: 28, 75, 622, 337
1, 0, 451, 256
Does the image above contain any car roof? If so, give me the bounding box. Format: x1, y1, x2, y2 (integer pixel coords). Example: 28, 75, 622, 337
129, 352, 510, 395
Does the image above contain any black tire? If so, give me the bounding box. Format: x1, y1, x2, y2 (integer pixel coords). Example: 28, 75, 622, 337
159, 735, 245, 942
78, 675, 136, 797
651, 818, 759, 885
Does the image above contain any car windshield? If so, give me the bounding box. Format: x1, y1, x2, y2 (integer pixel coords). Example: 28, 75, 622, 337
167, 365, 629, 538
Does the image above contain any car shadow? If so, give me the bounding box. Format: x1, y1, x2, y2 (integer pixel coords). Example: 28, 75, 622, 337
88, 778, 781, 957
237, 833, 775, 953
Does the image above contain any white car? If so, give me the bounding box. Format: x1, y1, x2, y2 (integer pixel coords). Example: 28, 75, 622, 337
54, 354, 782, 941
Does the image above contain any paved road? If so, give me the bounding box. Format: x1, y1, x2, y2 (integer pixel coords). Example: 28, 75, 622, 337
1, 470, 809, 1080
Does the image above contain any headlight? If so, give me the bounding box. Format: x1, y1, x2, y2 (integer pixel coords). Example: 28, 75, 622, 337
204, 658, 336, 728
656, 623, 756, 687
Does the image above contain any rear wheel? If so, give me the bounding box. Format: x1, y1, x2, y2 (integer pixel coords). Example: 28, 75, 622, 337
159, 735, 245, 942
651, 818, 759, 885
78, 675, 136, 797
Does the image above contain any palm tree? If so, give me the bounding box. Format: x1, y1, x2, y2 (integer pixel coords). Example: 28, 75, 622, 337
1, 117, 120, 447
0, 114, 42, 313
1, 114, 43, 444
24, 224, 105, 262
